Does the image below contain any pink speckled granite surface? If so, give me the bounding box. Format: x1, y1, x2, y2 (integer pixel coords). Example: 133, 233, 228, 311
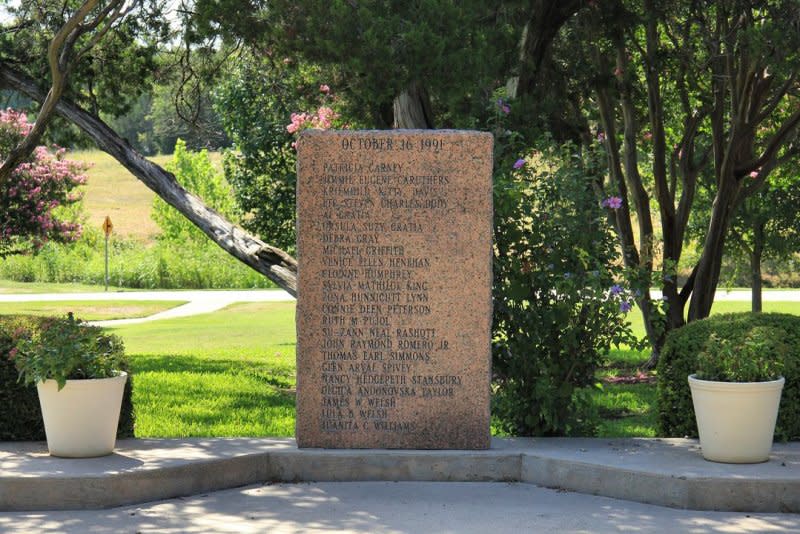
296, 130, 492, 449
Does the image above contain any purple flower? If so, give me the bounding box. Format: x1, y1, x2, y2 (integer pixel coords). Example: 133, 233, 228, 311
610, 284, 623, 296
602, 196, 623, 209
497, 98, 511, 114
513, 158, 526, 170
619, 301, 633, 313
597, 132, 606, 142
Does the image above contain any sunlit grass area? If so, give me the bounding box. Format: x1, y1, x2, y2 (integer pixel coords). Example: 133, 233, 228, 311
5, 290, 794, 439
70, 149, 222, 241
111, 301, 297, 437
598, 300, 800, 438
624, 300, 800, 339
593, 383, 658, 438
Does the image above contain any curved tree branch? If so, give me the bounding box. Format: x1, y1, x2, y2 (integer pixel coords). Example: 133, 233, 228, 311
0, 0, 119, 185
1, 62, 298, 296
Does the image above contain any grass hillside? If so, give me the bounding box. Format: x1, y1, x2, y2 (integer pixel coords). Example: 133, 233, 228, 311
71, 150, 223, 242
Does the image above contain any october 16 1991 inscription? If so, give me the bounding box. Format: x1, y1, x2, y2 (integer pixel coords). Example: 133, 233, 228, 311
296, 130, 493, 449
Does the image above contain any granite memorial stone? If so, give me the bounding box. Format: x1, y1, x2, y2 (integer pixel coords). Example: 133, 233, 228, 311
296, 130, 492, 449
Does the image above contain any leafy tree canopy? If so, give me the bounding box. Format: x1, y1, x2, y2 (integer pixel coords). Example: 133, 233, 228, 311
0, 0, 171, 120
192, 0, 524, 127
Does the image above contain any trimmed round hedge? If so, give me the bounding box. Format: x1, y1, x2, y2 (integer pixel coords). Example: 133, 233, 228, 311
0, 315, 135, 441
657, 312, 800, 441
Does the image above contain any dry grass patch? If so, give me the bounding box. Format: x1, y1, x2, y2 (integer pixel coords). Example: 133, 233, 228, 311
71, 149, 222, 242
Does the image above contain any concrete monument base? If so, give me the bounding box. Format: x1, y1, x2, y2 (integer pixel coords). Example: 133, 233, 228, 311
1, 437, 798, 512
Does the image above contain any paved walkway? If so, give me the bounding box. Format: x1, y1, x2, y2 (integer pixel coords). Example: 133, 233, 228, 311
0, 289, 296, 326
2, 481, 797, 533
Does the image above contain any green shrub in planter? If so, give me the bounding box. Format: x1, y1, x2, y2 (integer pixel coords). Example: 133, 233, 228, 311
0, 315, 135, 441
657, 312, 800, 441
694, 327, 786, 382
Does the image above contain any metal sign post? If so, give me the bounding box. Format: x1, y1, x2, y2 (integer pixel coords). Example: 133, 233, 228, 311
102, 216, 113, 292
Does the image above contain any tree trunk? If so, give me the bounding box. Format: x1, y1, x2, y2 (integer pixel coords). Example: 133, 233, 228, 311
1, 64, 298, 296
750, 250, 763, 313
751, 223, 765, 313
515, 0, 582, 98
392, 82, 434, 129
688, 174, 739, 320
639, 297, 665, 370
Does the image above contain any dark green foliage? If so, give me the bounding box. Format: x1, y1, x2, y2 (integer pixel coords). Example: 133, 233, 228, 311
104, 92, 162, 156
0, 1, 169, 120
198, 0, 522, 128
213, 57, 346, 253
657, 313, 800, 441
0, 315, 134, 441
214, 58, 295, 252
492, 141, 638, 436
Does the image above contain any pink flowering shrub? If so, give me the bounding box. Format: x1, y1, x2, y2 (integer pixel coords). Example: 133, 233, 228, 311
286, 106, 340, 134
285, 85, 344, 147
0, 109, 87, 257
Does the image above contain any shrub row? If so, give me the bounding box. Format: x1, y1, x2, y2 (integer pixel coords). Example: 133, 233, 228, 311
657, 312, 800, 441
0, 233, 276, 289
0, 315, 134, 441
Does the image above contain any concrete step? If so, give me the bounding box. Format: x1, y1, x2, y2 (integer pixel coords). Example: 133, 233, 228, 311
1, 437, 798, 512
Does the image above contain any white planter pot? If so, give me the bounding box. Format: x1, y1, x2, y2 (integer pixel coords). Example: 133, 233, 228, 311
36, 372, 128, 458
688, 374, 784, 464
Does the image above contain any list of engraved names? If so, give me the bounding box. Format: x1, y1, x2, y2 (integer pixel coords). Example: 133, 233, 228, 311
296, 130, 492, 449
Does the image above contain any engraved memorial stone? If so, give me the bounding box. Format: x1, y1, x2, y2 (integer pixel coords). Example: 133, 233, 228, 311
296, 130, 492, 449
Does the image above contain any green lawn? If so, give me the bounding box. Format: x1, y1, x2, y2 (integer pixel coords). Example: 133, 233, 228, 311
111, 302, 297, 437
598, 300, 800, 438
114, 299, 799, 439
0, 300, 185, 321
7, 294, 795, 439
593, 343, 655, 437
594, 382, 658, 437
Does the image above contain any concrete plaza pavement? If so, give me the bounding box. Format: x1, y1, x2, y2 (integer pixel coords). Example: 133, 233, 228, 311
2, 481, 799, 534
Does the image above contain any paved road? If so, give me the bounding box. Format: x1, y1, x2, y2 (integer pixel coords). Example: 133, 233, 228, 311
0, 289, 295, 326
1, 481, 797, 533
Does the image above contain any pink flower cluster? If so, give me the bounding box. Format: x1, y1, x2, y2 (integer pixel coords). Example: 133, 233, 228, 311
1, 109, 86, 256
602, 196, 623, 209
286, 112, 310, 134
0, 108, 32, 137
286, 106, 340, 135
